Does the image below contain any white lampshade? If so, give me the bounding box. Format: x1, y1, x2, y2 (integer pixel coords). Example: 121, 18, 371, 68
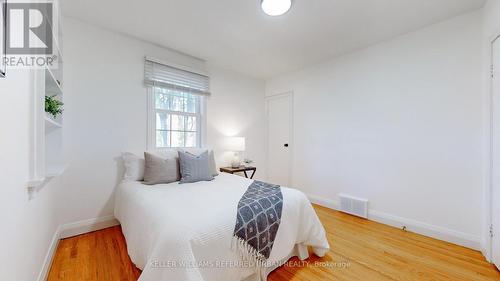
261, 0, 292, 16
225, 137, 246, 152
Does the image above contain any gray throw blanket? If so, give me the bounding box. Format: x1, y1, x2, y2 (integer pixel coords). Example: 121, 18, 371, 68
232, 180, 283, 270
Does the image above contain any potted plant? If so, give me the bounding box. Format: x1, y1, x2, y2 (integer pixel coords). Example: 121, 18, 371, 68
45, 95, 64, 119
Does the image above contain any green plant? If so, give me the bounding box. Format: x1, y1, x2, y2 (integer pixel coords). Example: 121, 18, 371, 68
45, 96, 64, 118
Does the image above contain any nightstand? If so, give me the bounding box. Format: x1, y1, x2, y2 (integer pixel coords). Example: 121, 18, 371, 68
220, 166, 257, 179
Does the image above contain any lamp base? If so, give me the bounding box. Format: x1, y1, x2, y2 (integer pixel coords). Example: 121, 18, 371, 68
231, 160, 241, 168
231, 153, 241, 168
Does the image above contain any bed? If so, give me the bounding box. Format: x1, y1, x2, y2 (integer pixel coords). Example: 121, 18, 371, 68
114, 172, 330, 281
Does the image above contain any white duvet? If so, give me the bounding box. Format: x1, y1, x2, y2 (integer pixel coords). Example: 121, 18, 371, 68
114, 173, 329, 281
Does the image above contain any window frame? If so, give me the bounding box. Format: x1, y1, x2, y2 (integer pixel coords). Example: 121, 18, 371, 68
147, 86, 206, 150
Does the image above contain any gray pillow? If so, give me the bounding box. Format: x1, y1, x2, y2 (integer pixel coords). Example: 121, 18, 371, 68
143, 152, 180, 185
184, 149, 218, 177
178, 150, 214, 184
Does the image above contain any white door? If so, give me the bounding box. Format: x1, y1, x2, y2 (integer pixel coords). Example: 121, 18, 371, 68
266, 93, 293, 186
493, 37, 500, 270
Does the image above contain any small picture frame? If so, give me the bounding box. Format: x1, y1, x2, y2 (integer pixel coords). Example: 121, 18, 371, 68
0, 0, 6, 78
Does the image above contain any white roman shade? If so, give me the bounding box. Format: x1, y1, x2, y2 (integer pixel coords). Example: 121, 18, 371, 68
144, 59, 210, 96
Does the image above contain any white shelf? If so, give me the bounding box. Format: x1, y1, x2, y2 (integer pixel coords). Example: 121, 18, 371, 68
26, 163, 66, 188
27, 0, 64, 196
45, 67, 63, 96
27, 178, 46, 188
46, 164, 66, 178
45, 115, 62, 132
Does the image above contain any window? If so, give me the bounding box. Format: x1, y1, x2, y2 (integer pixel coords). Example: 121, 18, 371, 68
145, 58, 210, 149
153, 87, 202, 148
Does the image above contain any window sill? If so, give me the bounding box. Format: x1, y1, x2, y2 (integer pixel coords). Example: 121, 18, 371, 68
26, 165, 67, 189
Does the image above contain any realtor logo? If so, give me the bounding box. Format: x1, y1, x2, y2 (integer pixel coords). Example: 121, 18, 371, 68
6, 2, 53, 55
1, 1, 57, 70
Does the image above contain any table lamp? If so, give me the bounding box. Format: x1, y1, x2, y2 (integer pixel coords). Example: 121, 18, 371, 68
225, 137, 245, 168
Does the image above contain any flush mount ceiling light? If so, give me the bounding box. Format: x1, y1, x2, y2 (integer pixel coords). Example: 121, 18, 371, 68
261, 0, 292, 16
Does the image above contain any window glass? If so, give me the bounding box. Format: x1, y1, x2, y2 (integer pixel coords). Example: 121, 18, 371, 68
153, 87, 201, 148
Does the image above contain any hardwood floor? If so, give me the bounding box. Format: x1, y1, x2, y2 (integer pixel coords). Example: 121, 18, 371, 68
47, 226, 141, 281
47, 205, 500, 281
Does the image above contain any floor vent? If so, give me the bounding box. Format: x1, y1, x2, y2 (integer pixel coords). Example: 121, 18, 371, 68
339, 194, 368, 218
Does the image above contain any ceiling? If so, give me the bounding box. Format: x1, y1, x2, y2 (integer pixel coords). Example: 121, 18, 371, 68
62, 0, 485, 79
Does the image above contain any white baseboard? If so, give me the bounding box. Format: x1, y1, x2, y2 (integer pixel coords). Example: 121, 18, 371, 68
308, 194, 339, 210
481, 238, 492, 262
37, 215, 120, 281
59, 215, 120, 239
368, 209, 481, 250
37, 225, 61, 281
307, 194, 481, 251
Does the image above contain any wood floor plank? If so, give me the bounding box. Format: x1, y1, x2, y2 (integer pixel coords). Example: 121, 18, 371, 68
47, 205, 500, 281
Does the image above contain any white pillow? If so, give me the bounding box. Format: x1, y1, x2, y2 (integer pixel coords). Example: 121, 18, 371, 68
121, 152, 145, 181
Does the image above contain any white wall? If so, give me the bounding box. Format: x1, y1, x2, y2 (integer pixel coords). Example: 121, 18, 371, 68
0, 16, 265, 281
481, 0, 500, 260
0, 70, 63, 281
207, 67, 267, 178
266, 11, 483, 249
60, 17, 266, 225
0, 6, 493, 281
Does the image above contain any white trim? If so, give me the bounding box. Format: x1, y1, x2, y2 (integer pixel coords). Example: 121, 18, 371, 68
265, 92, 294, 186
484, 31, 500, 263
27, 178, 45, 188
147, 87, 155, 150
200, 95, 208, 147
368, 210, 480, 251
36, 226, 60, 281
307, 194, 481, 251
155, 108, 199, 117
37, 215, 119, 281
58, 215, 120, 239
27, 69, 46, 190
490, 26, 500, 43
145, 56, 209, 77
307, 194, 339, 210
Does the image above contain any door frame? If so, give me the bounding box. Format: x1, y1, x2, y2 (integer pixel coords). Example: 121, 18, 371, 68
486, 31, 500, 263
265, 92, 294, 187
